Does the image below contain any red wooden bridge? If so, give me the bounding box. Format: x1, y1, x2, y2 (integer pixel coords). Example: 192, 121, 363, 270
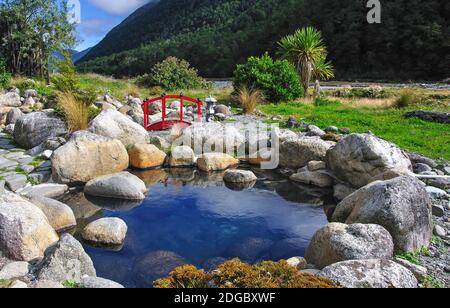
142, 95, 203, 131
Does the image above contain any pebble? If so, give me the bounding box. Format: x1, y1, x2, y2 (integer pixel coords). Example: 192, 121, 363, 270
432, 204, 445, 217
434, 225, 447, 237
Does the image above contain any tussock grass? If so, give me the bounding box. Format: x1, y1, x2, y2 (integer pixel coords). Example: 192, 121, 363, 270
235, 87, 265, 114
126, 84, 141, 98
57, 92, 89, 133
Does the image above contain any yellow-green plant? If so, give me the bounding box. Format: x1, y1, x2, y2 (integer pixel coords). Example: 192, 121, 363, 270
57, 92, 89, 133
236, 87, 265, 114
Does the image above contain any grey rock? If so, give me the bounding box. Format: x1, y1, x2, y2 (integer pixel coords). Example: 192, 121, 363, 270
279, 137, 331, 169
223, 170, 257, 183
414, 163, 432, 173
306, 125, 326, 137
307, 160, 327, 171
24, 89, 38, 98
326, 133, 412, 188
30, 280, 64, 289
290, 170, 334, 188
10, 280, 28, 288
88, 109, 148, 148
426, 186, 448, 200
6, 108, 23, 125
0, 92, 22, 107
4, 124, 15, 134
84, 172, 147, 200
34, 234, 96, 283
82, 218, 128, 246
305, 223, 394, 269
424, 177, 450, 190
433, 225, 446, 237
318, 259, 418, 288
0, 261, 30, 280
80, 276, 124, 289
30, 197, 76, 232
333, 183, 356, 201
149, 135, 170, 150
13, 112, 67, 149
332, 176, 432, 252
0, 192, 58, 261
407, 153, 437, 168
169, 146, 195, 167
431, 204, 445, 217
5, 174, 28, 192
19, 184, 69, 199
286, 257, 308, 270
324, 126, 339, 134
28, 170, 51, 184
394, 258, 427, 280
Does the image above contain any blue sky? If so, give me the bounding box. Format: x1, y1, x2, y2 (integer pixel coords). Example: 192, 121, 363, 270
75, 0, 151, 51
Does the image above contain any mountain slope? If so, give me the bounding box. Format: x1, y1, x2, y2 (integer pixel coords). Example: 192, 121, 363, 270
78, 0, 450, 80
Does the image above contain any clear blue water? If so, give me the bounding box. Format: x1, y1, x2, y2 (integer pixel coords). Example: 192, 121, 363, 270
64, 169, 332, 288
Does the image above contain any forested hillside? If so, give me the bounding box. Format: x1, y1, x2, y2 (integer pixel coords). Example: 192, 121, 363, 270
78, 0, 450, 80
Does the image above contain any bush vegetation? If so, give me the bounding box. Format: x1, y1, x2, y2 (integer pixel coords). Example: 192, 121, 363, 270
76, 0, 449, 81
136, 57, 210, 91
233, 53, 303, 103
154, 259, 336, 289
0, 58, 11, 89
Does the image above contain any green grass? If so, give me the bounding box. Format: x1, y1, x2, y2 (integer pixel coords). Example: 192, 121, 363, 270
421, 275, 446, 289
260, 98, 450, 160
63, 280, 83, 289
29, 157, 45, 168
396, 247, 432, 265
0, 279, 13, 288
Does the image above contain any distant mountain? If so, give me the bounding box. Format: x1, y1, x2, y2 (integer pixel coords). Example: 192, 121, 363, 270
72, 48, 92, 63
78, 0, 450, 80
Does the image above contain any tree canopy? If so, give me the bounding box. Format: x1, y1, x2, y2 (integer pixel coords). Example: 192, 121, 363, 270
0, 0, 76, 78
77, 0, 449, 81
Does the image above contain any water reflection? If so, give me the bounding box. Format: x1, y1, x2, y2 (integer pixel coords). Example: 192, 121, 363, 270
62, 169, 334, 288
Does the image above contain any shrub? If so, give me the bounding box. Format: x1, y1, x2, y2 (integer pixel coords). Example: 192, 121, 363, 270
137, 57, 210, 91
233, 53, 303, 103
52, 52, 80, 94
0, 58, 11, 90
57, 92, 89, 133
154, 259, 336, 289
235, 87, 265, 114
153, 265, 212, 288
394, 88, 421, 108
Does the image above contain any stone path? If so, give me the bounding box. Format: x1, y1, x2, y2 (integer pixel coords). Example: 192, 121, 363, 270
0, 132, 52, 192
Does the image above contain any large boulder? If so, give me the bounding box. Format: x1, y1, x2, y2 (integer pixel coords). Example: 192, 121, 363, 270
0, 92, 22, 107
128, 144, 166, 169
305, 223, 394, 269
318, 259, 418, 288
14, 112, 67, 149
223, 170, 257, 183
169, 146, 195, 167
290, 170, 334, 188
34, 234, 96, 283
326, 133, 412, 188
6, 108, 23, 125
88, 109, 148, 148
332, 176, 432, 252
279, 137, 332, 169
30, 197, 76, 233
0, 193, 58, 261
82, 218, 128, 246
197, 153, 239, 172
84, 172, 147, 200
51, 131, 129, 185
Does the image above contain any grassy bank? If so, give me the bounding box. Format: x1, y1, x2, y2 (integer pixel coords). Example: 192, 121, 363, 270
260, 97, 450, 160
9, 74, 449, 160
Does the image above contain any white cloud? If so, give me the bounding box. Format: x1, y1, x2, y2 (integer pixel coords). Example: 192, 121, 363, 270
89, 0, 150, 16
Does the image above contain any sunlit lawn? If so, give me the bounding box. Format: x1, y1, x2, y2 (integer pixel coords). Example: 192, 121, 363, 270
260, 99, 450, 160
